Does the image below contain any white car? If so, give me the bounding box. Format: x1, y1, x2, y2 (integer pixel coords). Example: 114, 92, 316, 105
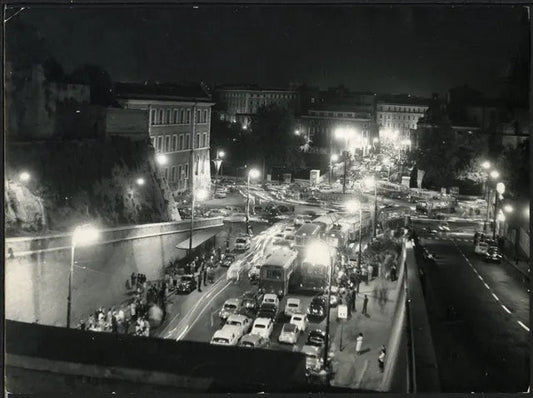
284, 226, 296, 234
278, 323, 299, 345
219, 298, 242, 321
225, 314, 252, 338
251, 317, 274, 339
210, 325, 240, 346
284, 298, 302, 317
475, 241, 489, 256
234, 235, 251, 251
290, 313, 309, 332
262, 293, 280, 309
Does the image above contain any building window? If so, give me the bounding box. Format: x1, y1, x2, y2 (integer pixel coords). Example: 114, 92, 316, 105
184, 164, 189, 179
197, 110, 201, 123
159, 110, 164, 124
203, 110, 208, 123
171, 166, 176, 182
173, 110, 178, 124
186, 110, 191, 123
185, 134, 190, 149
172, 135, 177, 151
196, 133, 200, 148
151, 110, 156, 125
166, 110, 171, 124
157, 136, 163, 152
180, 109, 185, 124
179, 134, 184, 150
178, 165, 183, 180
202, 133, 207, 147
164, 168, 169, 180
165, 135, 170, 152
195, 159, 199, 175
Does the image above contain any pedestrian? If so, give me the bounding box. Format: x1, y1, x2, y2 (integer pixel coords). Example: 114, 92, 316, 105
351, 288, 357, 311
362, 294, 369, 315
203, 268, 208, 286
355, 333, 364, 355
378, 345, 386, 372
346, 293, 352, 316
368, 265, 374, 281
390, 265, 397, 281
197, 271, 203, 292
111, 313, 118, 333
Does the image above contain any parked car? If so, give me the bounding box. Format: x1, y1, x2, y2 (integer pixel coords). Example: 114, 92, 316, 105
219, 298, 243, 321
210, 325, 241, 346
290, 313, 309, 333
221, 253, 236, 267
475, 241, 490, 256
251, 317, 274, 339
225, 314, 253, 338
278, 323, 299, 345
176, 274, 197, 294
215, 190, 227, 199
307, 296, 327, 318
306, 329, 327, 348
484, 246, 503, 263
284, 297, 302, 317
239, 333, 271, 349
301, 344, 324, 372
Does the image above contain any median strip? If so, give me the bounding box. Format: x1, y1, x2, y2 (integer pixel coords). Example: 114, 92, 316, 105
517, 321, 530, 332
501, 305, 512, 314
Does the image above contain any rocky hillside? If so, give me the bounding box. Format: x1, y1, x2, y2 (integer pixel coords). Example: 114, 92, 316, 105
5, 137, 179, 236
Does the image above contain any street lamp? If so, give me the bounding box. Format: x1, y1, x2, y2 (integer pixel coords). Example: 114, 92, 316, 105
136, 177, 145, 186
67, 224, 99, 328
329, 154, 339, 186
156, 154, 168, 166
363, 176, 378, 237
490, 170, 500, 179
493, 182, 505, 240
306, 240, 334, 375
345, 200, 363, 271
295, 129, 301, 136
246, 168, 260, 236
213, 149, 225, 194
481, 161, 491, 170
188, 188, 208, 256
19, 171, 31, 182
503, 204, 514, 213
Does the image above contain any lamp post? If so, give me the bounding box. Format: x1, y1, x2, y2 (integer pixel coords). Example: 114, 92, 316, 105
346, 200, 363, 269
335, 128, 356, 194
188, 188, 208, 257
481, 161, 491, 231
246, 168, 260, 236
67, 224, 99, 328
493, 182, 505, 240
329, 154, 339, 186
364, 176, 378, 237
213, 150, 225, 195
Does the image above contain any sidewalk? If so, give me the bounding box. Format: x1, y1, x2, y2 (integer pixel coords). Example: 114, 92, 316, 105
330, 278, 400, 391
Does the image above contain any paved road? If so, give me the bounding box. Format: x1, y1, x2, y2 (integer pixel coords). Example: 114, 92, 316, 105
415, 226, 529, 392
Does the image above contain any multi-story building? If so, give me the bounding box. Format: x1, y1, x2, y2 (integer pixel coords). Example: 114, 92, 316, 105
376, 95, 429, 147
297, 105, 378, 157
115, 82, 214, 196
214, 85, 300, 127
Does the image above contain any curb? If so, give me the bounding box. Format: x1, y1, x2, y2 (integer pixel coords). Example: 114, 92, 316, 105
502, 255, 530, 281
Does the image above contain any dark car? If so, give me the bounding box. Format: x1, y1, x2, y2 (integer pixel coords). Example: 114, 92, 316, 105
221, 254, 236, 268
484, 246, 503, 263
177, 274, 197, 294
241, 291, 262, 311
257, 303, 278, 320
306, 329, 327, 348
307, 296, 327, 318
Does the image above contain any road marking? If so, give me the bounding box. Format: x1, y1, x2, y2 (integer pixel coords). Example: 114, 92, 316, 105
501, 305, 512, 314
491, 293, 500, 301
187, 280, 232, 333
483, 282, 490, 290
176, 325, 189, 341
355, 359, 369, 389
477, 275, 483, 281
517, 321, 530, 332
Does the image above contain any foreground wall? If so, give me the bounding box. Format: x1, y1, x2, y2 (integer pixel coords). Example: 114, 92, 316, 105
5, 218, 223, 327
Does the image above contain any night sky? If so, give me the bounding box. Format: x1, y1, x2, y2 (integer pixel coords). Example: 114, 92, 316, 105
7, 4, 529, 97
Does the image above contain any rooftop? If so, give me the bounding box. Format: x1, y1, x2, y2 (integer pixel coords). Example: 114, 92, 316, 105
114, 81, 212, 102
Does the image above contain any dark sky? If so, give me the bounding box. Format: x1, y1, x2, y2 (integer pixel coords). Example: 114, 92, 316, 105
7, 4, 529, 97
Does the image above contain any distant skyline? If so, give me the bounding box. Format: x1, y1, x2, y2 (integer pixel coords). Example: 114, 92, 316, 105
7, 4, 529, 97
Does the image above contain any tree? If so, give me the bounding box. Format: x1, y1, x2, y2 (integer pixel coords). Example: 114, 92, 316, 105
250, 104, 306, 175
500, 138, 529, 199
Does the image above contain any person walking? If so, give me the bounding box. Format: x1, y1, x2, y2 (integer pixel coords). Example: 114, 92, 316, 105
351, 288, 357, 312
378, 345, 386, 372
390, 264, 397, 282
197, 271, 203, 292
355, 333, 364, 355
203, 267, 208, 286
362, 294, 369, 315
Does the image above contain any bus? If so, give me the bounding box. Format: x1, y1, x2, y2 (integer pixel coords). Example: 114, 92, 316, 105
294, 223, 322, 251
298, 245, 335, 292
311, 214, 340, 236
325, 222, 351, 250
259, 248, 298, 297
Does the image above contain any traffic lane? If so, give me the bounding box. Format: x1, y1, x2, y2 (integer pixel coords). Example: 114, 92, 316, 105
161, 222, 284, 340
421, 238, 529, 392
453, 240, 529, 327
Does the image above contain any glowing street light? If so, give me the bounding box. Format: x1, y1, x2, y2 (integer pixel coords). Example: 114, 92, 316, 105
295, 129, 301, 136
67, 224, 100, 328
19, 171, 31, 182
213, 149, 227, 193
481, 161, 491, 170
503, 204, 514, 213
524, 207, 530, 219
156, 154, 168, 165
217, 150, 225, 159
136, 177, 145, 186
490, 170, 500, 179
